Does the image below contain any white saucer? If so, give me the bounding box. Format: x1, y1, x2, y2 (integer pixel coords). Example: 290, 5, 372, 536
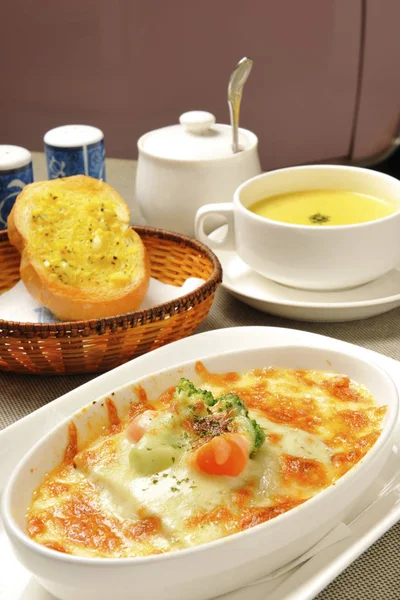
210, 227, 400, 322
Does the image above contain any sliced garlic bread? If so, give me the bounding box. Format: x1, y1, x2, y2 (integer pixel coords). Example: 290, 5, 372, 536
8, 175, 150, 321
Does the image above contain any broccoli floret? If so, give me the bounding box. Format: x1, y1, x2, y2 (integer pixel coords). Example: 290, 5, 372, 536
214, 392, 248, 416
175, 378, 214, 406
250, 418, 266, 453
212, 392, 266, 457
175, 380, 265, 458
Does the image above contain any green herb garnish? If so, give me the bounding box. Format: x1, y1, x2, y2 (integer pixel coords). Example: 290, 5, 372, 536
309, 213, 330, 224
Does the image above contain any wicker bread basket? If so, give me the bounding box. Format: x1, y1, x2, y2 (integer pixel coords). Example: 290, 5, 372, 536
0, 227, 222, 375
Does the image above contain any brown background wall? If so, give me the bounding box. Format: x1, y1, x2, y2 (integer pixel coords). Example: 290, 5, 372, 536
1, 0, 399, 169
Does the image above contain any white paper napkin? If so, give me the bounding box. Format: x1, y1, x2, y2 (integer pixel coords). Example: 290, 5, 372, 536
0, 277, 205, 323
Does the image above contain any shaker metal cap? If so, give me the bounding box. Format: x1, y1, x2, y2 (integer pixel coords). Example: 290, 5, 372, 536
139, 111, 257, 161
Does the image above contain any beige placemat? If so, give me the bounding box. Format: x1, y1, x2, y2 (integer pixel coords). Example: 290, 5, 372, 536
1, 287, 400, 599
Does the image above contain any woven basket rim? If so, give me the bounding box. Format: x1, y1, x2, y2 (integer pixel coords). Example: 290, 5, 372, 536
0, 226, 222, 333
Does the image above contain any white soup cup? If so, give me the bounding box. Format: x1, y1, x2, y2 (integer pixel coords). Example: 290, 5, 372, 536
195, 165, 400, 291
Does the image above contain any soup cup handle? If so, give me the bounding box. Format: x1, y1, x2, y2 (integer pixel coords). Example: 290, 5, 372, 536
195, 203, 235, 251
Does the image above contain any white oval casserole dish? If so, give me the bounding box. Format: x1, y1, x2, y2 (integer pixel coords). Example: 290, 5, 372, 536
1, 344, 398, 600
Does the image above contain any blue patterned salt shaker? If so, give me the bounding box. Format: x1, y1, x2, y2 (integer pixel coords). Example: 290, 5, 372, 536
44, 125, 106, 180
0, 145, 34, 230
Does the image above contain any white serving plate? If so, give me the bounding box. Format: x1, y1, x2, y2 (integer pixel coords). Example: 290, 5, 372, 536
0, 327, 400, 600
209, 227, 400, 322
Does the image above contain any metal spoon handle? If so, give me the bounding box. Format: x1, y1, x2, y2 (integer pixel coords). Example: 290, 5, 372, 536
228, 57, 253, 154
228, 94, 242, 153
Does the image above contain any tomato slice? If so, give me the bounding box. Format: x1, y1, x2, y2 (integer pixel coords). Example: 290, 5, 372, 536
126, 410, 156, 443
195, 433, 250, 476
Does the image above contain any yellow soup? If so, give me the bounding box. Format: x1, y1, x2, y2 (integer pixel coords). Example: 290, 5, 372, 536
248, 190, 398, 226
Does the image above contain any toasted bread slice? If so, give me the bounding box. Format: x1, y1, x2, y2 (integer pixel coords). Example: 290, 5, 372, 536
8, 175, 150, 321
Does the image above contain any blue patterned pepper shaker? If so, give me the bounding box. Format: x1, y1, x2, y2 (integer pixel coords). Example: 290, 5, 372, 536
0, 145, 34, 230
44, 125, 106, 181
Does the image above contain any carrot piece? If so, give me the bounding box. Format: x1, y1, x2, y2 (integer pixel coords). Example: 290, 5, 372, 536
195, 433, 250, 476
126, 410, 156, 443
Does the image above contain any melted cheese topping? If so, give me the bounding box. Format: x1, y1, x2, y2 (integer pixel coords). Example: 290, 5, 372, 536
27, 363, 386, 557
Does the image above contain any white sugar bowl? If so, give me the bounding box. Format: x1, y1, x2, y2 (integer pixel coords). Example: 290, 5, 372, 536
135, 111, 261, 237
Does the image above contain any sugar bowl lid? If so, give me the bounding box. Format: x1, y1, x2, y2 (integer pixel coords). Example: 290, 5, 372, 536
138, 111, 257, 161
